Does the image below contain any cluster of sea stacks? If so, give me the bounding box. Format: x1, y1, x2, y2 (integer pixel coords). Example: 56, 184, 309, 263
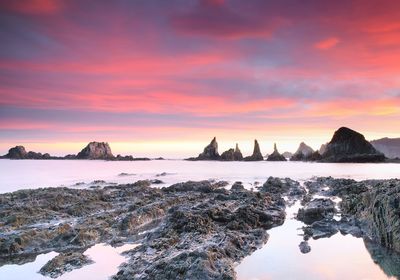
1, 126, 399, 163
189, 127, 389, 163
1, 142, 153, 161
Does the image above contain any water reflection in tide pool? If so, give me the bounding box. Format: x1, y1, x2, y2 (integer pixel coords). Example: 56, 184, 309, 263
235, 203, 398, 280
0, 243, 138, 280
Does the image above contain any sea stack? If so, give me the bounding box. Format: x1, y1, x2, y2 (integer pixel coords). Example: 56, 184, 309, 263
290, 142, 314, 161
220, 143, 243, 161
244, 140, 263, 161
3, 146, 53, 159
320, 127, 385, 162
267, 143, 287, 161
76, 142, 114, 160
4, 146, 27, 159
195, 137, 220, 160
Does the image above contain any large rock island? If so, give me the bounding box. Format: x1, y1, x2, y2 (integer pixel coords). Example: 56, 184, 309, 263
320, 127, 385, 162
1, 142, 151, 161
76, 142, 115, 160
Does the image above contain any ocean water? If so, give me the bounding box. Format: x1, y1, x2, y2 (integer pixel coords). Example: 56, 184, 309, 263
0, 159, 399, 193
0, 159, 399, 279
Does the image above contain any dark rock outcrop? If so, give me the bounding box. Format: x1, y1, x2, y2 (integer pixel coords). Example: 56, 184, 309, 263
39, 251, 93, 278
299, 241, 311, 254
244, 139, 263, 161
371, 137, 400, 159
303, 177, 400, 254
320, 127, 385, 162
364, 237, 400, 278
308, 151, 322, 161
76, 142, 114, 160
220, 143, 243, 161
192, 137, 220, 160
297, 198, 336, 224
5, 146, 27, 159
115, 155, 151, 161
0, 179, 286, 279
266, 143, 287, 161
290, 142, 314, 161
340, 179, 400, 253
3, 146, 55, 160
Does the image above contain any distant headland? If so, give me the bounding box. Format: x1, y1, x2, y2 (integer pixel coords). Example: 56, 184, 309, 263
1, 127, 399, 163
0, 142, 158, 161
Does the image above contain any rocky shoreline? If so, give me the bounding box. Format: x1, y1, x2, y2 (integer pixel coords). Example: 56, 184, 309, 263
0, 177, 399, 279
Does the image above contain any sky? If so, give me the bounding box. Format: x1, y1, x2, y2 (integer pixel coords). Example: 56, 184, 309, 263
0, 0, 400, 157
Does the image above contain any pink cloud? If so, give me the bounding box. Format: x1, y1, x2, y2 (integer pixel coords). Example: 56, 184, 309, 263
315, 37, 340, 50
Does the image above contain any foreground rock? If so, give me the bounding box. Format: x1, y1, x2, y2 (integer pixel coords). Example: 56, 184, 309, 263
39, 251, 93, 278
0, 179, 286, 279
266, 144, 286, 161
77, 142, 114, 160
220, 144, 243, 161
320, 127, 385, 162
244, 140, 263, 161
297, 198, 335, 224
299, 241, 311, 254
340, 179, 400, 252
300, 177, 400, 254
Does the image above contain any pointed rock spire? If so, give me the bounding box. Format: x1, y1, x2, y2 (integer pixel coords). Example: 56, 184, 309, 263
195, 137, 220, 160
244, 139, 264, 161
267, 143, 286, 161
221, 143, 243, 161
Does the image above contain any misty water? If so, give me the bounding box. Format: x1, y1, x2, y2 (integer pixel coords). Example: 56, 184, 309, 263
0, 159, 399, 279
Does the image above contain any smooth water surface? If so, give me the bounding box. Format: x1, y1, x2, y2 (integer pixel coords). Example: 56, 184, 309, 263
236, 202, 397, 280
0, 159, 399, 193
0, 243, 138, 280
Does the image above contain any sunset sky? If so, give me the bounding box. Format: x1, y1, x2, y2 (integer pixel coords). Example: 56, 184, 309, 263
1, 0, 400, 157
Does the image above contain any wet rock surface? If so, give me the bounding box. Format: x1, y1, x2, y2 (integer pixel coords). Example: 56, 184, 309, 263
299, 241, 311, 254
1, 176, 400, 279
298, 177, 400, 257
0, 179, 286, 279
297, 198, 335, 224
39, 251, 93, 278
